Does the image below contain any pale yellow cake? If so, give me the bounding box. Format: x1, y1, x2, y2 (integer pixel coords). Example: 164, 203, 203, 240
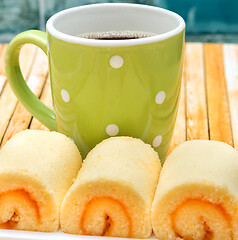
152, 140, 238, 240
60, 136, 161, 238
0, 130, 82, 232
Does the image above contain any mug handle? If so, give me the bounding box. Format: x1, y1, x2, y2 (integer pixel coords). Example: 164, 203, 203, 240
5, 30, 57, 131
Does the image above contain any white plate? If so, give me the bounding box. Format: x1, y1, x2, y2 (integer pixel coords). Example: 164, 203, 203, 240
0, 229, 157, 240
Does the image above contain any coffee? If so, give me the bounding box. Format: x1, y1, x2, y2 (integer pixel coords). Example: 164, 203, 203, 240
77, 30, 156, 40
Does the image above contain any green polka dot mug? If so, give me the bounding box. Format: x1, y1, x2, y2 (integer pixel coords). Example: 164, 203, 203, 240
5, 3, 185, 162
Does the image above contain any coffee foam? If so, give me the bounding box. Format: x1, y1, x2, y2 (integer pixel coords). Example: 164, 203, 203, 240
76, 30, 156, 40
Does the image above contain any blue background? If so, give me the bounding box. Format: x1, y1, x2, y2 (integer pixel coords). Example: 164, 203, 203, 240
0, 0, 237, 42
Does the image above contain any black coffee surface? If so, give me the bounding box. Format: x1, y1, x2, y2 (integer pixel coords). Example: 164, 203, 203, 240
77, 31, 156, 40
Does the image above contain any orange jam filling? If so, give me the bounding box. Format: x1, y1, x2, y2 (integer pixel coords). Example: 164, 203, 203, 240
0, 190, 40, 229
171, 199, 232, 240
81, 197, 132, 237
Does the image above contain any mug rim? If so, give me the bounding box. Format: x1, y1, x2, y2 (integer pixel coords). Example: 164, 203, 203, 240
46, 3, 185, 47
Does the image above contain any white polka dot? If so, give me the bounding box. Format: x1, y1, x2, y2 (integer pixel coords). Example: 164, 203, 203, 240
152, 135, 162, 148
110, 55, 124, 69
155, 91, 166, 104
61, 89, 70, 102
106, 124, 119, 136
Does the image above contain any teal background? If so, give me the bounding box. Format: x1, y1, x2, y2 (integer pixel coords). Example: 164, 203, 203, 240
0, 0, 237, 43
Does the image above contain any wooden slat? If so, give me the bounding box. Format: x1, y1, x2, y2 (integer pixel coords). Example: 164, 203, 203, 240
204, 43, 233, 145
223, 44, 238, 149
29, 75, 52, 131
168, 75, 186, 154
185, 43, 209, 140
0, 44, 37, 144
1, 47, 48, 146
0, 44, 8, 94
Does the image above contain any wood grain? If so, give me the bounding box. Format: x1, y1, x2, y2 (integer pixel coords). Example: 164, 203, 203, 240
0, 44, 37, 144
1, 47, 48, 146
204, 43, 233, 146
185, 43, 209, 140
223, 44, 238, 149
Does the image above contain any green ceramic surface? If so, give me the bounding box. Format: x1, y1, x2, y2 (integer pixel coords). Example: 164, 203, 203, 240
5, 30, 57, 131
5, 29, 184, 162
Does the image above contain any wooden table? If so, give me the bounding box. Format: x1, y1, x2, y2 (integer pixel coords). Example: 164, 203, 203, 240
0, 43, 237, 155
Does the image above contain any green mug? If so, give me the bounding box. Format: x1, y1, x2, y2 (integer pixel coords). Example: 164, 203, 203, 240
5, 3, 185, 161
